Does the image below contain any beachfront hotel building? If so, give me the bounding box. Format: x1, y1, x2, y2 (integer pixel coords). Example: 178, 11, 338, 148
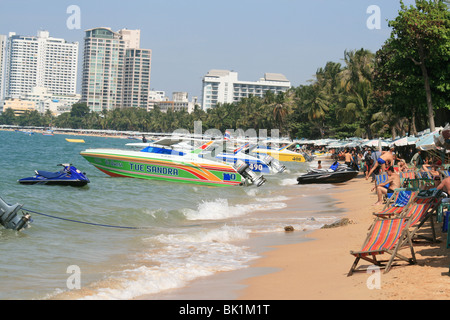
22, 86, 81, 116
81, 27, 152, 112
201, 70, 291, 110
0, 31, 78, 100
155, 92, 198, 113
2, 98, 36, 116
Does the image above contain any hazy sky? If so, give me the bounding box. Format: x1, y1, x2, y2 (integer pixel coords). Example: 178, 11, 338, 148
0, 0, 416, 100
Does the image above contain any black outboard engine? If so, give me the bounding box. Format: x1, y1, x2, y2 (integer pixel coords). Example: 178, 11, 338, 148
0, 196, 31, 231
234, 160, 266, 187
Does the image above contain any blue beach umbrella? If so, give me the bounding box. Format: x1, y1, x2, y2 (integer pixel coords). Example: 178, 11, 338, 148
415, 131, 440, 151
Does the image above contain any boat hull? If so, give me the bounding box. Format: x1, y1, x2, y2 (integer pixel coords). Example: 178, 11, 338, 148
80, 149, 244, 187
252, 150, 306, 162
297, 170, 358, 184
18, 178, 89, 187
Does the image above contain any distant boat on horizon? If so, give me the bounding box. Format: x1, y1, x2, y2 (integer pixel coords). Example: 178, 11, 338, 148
66, 138, 85, 143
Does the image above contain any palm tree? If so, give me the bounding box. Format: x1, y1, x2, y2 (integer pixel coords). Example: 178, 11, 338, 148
267, 90, 296, 135
301, 84, 329, 137
337, 49, 375, 138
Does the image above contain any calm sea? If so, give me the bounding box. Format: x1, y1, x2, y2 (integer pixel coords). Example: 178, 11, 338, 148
0, 130, 343, 300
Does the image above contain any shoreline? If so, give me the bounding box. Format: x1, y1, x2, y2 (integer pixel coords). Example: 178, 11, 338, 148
137, 173, 450, 301
237, 175, 450, 300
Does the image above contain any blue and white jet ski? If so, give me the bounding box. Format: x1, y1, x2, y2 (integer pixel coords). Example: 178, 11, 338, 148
18, 164, 90, 187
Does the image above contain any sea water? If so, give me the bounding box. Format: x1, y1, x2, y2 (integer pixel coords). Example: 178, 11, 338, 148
0, 130, 343, 300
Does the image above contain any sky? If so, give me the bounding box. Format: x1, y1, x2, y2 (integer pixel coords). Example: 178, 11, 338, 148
0, 0, 417, 101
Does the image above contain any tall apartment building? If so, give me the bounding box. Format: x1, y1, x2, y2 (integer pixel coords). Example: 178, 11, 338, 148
0, 34, 7, 101
201, 70, 291, 110
81, 28, 125, 112
123, 48, 151, 108
81, 27, 152, 112
0, 31, 78, 100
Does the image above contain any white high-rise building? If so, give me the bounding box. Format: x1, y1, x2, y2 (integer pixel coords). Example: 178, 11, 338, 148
0, 34, 7, 102
201, 70, 291, 110
1, 31, 78, 99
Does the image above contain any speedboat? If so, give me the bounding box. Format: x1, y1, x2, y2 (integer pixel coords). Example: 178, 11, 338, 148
251, 140, 313, 163
81, 138, 266, 187
18, 164, 90, 187
215, 143, 286, 174
127, 138, 285, 174
297, 161, 358, 184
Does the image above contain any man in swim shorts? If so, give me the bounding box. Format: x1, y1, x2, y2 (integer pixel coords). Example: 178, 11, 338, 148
372, 166, 401, 205
366, 148, 395, 180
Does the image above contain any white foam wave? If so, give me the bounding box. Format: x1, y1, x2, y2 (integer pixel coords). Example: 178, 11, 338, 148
279, 177, 298, 186
182, 198, 287, 221
80, 226, 257, 300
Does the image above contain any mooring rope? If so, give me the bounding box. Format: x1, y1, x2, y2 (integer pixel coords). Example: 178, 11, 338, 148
23, 207, 144, 230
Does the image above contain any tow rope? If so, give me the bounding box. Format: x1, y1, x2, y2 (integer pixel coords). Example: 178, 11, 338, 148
23, 207, 145, 230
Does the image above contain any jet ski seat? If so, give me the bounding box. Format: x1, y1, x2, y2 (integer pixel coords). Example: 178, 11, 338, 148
36, 170, 65, 179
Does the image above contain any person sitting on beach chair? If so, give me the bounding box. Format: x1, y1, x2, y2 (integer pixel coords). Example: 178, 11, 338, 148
372, 166, 401, 205
366, 148, 395, 180
437, 176, 450, 196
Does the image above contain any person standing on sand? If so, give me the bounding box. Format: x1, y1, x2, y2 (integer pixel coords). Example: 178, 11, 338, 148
365, 148, 395, 180
372, 166, 401, 205
410, 150, 423, 168
344, 149, 352, 167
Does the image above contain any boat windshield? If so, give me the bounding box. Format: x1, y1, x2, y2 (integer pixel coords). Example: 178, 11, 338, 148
140, 146, 185, 156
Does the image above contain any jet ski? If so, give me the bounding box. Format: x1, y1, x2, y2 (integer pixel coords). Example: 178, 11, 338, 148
297, 161, 358, 184
18, 164, 90, 187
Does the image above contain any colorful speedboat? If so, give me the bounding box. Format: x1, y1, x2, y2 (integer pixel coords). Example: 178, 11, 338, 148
80, 142, 266, 187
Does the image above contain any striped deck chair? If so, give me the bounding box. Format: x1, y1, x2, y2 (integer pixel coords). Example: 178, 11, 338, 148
440, 169, 450, 179
348, 217, 414, 276
373, 189, 418, 219
400, 171, 416, 188
374, 173, 388, 186
373, 173, 392, 201
404, 195, 440, 243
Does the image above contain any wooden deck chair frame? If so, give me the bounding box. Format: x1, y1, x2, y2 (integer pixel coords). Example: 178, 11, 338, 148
373, 189, 419, 219
400, 171, 417, 188
348, 217, 415, 276
349, 196, 441, 276
405, 196, 441, 244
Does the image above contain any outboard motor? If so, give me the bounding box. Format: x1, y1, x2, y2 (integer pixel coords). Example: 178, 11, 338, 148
263, 155, 286, 173
0, 196, 31, 231
302, 152, 314, 162
233, 160, 266, 187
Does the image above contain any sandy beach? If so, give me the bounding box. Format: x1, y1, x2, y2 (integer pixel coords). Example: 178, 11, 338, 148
238, 174, 450, 300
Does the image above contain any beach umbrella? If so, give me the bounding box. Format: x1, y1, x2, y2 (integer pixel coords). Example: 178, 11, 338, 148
362, 139, 388, 148
390, 136, 418, 147
415, 131, 440, 151
434, 124, 450, 150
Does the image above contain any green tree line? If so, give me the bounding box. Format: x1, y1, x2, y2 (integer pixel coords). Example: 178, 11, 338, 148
1, 0, 448, 139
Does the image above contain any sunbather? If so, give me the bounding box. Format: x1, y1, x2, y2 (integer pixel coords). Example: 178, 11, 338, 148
372, 166, 401, 205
